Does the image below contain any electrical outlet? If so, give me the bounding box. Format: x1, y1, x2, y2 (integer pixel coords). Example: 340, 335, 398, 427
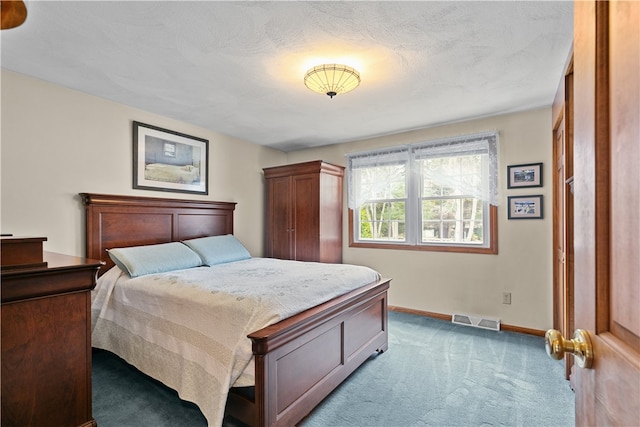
502, 292, 512, 304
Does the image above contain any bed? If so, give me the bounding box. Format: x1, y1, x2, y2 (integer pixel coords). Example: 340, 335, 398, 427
81, 193, 390, 427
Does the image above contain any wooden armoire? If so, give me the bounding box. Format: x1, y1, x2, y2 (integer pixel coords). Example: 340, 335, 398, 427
263, 160, 344, 263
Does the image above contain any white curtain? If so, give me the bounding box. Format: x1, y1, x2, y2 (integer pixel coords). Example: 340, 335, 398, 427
346, 146, 409, 210
412, 131, 499, 206
346, 131, 499, 210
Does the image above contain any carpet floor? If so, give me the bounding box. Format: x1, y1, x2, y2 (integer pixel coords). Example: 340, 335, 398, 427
92, 310, 574, 426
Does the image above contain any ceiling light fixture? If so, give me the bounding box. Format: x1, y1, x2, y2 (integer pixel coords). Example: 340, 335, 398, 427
1, 0, 28, 30
304, 64, 361, 99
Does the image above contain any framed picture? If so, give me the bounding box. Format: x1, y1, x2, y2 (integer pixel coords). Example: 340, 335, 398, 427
507, 162, 543, 188
508, 195, 543, 219
133, 121, 208, 195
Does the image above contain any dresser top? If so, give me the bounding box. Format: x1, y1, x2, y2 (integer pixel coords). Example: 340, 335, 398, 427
1, 252, 105, 303
1, 251, 104, 276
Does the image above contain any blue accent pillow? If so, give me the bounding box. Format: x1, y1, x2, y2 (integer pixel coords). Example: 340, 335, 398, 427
182, 234, 251, 266
107, 242, 203, 278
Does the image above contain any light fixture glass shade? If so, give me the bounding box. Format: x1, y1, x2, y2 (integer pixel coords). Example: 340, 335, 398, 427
1, 0, 28, 30
304, 64, 361, 98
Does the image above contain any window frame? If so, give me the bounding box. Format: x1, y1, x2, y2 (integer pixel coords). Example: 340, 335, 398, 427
347, 132, 498, 254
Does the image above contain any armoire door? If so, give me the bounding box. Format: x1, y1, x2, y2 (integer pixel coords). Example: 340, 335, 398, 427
291, 173, 319, 261
267, 176, 292, 260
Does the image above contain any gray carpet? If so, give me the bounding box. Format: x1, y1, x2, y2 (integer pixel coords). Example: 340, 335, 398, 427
93, 311, 574, 426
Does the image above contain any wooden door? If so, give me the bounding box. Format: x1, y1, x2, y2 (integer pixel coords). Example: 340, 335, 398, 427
572, 1, 640, 425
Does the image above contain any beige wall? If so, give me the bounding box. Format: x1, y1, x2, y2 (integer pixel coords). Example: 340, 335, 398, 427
1, 69, 553, 330
288, 108, 554, 330
1, 70, 286, 257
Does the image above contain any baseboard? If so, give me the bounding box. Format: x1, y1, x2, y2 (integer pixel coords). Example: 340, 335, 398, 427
388, 305, 546, 337
499, 323, 546, 337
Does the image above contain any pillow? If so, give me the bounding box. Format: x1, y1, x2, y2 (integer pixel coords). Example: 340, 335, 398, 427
182, 234, 251, 266
108, 242, 203, 278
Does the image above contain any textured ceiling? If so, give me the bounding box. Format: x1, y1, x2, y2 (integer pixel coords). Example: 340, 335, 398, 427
1, 1, 573, 152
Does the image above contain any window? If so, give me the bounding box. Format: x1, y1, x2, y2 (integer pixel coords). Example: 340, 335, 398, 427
347, 131, 498, 254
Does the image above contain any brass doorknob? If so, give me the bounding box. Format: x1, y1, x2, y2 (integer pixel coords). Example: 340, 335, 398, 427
545, 329, 594, 369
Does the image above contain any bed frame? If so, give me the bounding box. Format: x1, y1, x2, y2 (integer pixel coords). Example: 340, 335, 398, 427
81, 193, 390, 427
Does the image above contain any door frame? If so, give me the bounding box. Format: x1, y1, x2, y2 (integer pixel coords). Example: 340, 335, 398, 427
552, 52, 575, 381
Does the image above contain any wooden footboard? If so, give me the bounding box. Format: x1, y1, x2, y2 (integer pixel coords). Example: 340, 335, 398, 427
227, 278, 390, 427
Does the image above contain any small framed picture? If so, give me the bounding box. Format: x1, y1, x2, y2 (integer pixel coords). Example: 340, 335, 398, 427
133, 121, 208, 195
507, 162, 543, 188
508, 195, 543, 220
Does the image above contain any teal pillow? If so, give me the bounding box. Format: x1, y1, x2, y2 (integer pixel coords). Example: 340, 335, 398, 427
182, 234, 251, 266
107, 242, 202, 278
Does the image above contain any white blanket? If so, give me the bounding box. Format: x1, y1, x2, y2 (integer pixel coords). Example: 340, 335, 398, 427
91, 257, 381, 426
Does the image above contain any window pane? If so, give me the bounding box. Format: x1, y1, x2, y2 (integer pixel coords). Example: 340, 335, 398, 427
358, 201, 406, 241
422, 199, 441, 220
443, 220, 458, 241
462, 198, 483, 221
464, 220, 484, 243
441, 198, 461, 220
421, 197, 484, 244
422, 221, 441, 240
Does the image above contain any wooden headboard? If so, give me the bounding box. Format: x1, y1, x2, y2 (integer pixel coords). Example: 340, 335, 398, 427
80, 193, 236, 273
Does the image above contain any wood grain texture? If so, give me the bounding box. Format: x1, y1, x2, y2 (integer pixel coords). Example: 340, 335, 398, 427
573, 1, 640, 425
1, 252, 102, 427
80, 193, 236, 274
0, 236, 47, 269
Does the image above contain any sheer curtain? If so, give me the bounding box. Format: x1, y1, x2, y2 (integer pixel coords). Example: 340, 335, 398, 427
411, 131, 499, 205
346, 131, 499, 210
346, 146, 409, 210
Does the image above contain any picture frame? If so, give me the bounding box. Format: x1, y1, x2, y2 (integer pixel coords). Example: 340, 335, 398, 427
507, 162, 543, 188
508, 195, 543, 220
133, 121, 208, 195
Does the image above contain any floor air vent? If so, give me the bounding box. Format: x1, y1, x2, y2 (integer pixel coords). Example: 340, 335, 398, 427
452, 313, 501, 331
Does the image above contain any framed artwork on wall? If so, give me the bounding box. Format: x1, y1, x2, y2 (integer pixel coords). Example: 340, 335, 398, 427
507, 162, 543, 188
133, 121, 208, 195
507, 195, 543, 219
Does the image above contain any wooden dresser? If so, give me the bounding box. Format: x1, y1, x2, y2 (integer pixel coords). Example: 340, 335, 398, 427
264, 160, 344, 263
1, 238, 103, 427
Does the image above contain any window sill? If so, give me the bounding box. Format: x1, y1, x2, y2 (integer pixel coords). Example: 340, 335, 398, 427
348, 241, 498, 254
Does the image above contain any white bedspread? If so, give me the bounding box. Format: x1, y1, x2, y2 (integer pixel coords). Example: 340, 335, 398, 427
91, 257, 380, 426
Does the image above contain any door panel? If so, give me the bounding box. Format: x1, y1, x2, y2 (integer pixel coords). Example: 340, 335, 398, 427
609, 0, 640, 352
573, 1, 640, 425
292, 174, 319, 261
268, 177, 291, 259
